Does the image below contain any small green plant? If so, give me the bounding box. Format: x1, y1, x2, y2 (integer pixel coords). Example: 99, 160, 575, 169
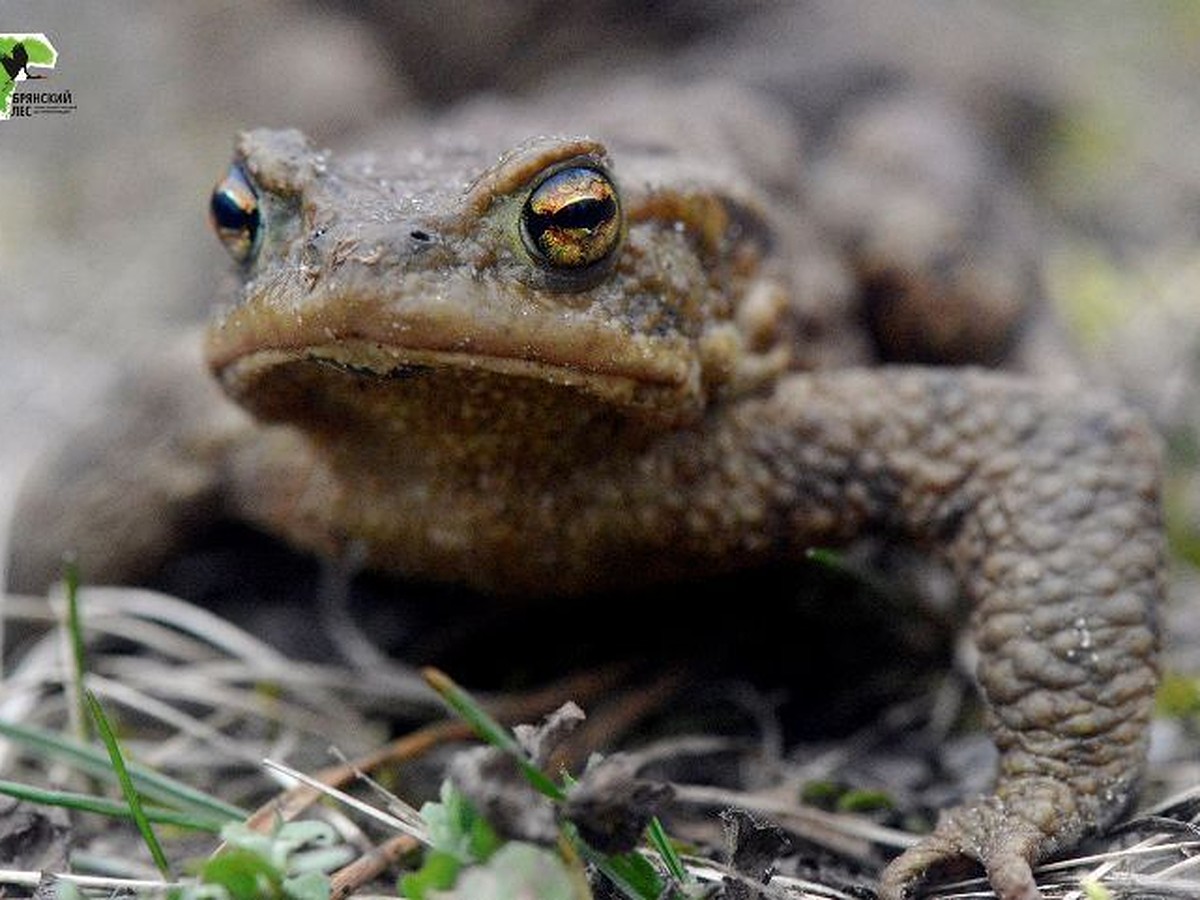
179, 820, 350, 900
400, 780, 503, 898
414, 668, 699, 900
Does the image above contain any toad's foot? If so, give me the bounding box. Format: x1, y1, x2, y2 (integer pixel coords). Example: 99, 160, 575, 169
879, 776, 1098, 900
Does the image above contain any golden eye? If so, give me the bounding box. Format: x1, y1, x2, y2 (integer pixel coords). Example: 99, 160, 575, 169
521, 165, 622, 270
209, 165, 260, 263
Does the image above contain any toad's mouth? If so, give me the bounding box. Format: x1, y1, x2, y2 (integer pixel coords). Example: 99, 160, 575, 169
204, 280, 702, 417
214, 340, 691, 407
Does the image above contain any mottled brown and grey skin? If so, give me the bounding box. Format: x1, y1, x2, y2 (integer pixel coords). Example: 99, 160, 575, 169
6, 83, 1163, 900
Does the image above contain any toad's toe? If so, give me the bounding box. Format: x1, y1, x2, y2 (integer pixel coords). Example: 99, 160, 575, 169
877, 786, 1069, 900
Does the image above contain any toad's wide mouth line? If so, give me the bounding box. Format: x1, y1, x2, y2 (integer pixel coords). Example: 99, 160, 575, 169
222, 340, 681, 388
207, 316, 697, 394
213, 341, 688, 397
204, 267, 705, 395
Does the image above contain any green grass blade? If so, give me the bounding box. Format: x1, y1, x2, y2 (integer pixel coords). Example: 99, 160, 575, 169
85, 690, 172, 878
646, 817, 686, 884
0, 718, 246, 822
63, 559, 91, 746
804, 546, 896, 598
0, 778, 226, 832
422, 668, 565, 801
568, 831, 664, 900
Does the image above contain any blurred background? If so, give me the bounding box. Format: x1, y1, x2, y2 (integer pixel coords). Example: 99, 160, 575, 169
1, 0, 1198, 665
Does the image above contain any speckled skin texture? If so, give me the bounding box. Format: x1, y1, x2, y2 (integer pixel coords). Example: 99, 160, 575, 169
7, 84, 1163, 899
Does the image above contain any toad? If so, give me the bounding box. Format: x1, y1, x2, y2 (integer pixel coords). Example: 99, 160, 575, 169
8, 84, 1163, 900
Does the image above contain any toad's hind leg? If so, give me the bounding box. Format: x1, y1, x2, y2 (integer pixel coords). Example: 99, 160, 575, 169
845, 371, 1163, 900
748, 369, 1162, 900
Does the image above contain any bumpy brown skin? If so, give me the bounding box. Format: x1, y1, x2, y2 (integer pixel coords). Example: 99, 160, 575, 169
7, 83, 1163, 899
814, 372, 1161, 900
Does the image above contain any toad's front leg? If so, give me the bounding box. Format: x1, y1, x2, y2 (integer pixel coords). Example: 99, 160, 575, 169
749, 369, 1163, 900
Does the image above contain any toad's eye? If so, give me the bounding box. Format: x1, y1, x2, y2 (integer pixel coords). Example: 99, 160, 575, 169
521, 165, 622, 271
209, 166, 260, 264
